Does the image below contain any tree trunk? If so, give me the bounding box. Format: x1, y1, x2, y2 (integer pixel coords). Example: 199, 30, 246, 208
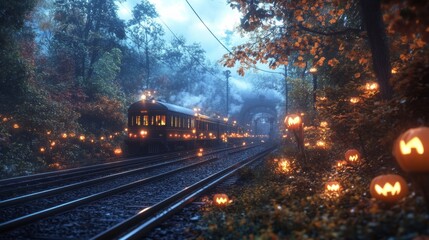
360, 0, 393, 100
284, 65, 288, 115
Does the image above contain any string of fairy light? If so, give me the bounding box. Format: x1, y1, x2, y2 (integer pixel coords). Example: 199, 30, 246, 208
1, 115, 126, 154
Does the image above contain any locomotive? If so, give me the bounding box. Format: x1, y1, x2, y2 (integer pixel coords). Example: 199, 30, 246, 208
126, 98, 245, 154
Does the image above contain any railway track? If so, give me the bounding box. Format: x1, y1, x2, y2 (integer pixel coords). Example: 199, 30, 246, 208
0, 142, 274, 239
0, 145, 238, 199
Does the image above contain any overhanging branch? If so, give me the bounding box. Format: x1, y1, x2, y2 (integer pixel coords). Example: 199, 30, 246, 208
297, 24, 363, 36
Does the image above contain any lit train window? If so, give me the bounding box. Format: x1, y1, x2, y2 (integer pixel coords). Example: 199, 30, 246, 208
175, 116, 179, 128
151, 116, 155, 125
136, 116, 141, 126
156, 115, 166, 126
143, 115, 149, 126
187, 118, 191, 129
191, 119, 195, 129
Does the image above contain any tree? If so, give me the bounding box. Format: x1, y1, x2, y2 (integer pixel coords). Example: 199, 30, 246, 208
223, 0, 399, 99
127, 0, 165, 90
51, 0, 125, 86
0, 0, 38, 109
161, 37, 207, 94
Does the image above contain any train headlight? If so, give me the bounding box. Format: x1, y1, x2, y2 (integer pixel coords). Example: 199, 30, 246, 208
140, 130, 148, 137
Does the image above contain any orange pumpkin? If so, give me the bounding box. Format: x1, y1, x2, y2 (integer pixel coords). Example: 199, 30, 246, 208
393, 127, 429, 172
370, 174, 408, 202
325, 181, 341, 192
284, 114, 302, 130
345, 149, 361, 163
336, 160, 347, 168
213, 193, 229, 206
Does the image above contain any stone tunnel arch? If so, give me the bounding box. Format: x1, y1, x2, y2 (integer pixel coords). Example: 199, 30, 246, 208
233, 95, 279, 138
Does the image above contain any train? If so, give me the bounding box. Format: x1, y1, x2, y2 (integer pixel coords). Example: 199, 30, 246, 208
125, 98, 248, 154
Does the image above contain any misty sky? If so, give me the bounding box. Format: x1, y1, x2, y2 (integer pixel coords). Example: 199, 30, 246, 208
118, 0, 244, 63
117, 0, 284, 116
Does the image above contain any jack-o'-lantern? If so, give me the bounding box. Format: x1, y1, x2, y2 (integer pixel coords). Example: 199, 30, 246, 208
336, 160, 347, 168
393, 127, 429, 172
370, 174, 408, 202
213, 193, 229, 206
325, 181, 341, 192
345, 149, 361, 162
284, 114, 302, 130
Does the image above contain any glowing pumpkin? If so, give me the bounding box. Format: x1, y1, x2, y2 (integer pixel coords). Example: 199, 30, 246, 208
370, 174, 408, 202
325, 181, 341, 192
393, 127, 429, 172
284, 114, 302, 130
336, 160, 347, 168
213, 193, 229, 206
345, 149, 361, 163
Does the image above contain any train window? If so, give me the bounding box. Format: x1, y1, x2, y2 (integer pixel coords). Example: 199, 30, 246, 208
156, 115, 166, 126
136, 116, 141, 126
170, 116, 174, 127
191, 119, 195, 129
187, 118, 190, 129
175, 116, 179, 128
143, 115, 149, 126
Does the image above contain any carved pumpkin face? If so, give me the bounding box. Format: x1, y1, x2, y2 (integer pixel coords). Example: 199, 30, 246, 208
370, 174, 408, 202
336, 160, 347, 168
393, 127, 429, 172
325, 181, 341, 192
284, 114, 302, 130
213, 193, 229, 206
345, 149, 361, 162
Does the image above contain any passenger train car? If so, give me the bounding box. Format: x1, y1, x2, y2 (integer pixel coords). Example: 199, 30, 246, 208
126, 99, 245, 154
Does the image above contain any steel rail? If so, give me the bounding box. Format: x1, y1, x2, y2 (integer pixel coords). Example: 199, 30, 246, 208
0, 144, 256, 207
0, 145, 238, 194
92, 146, 276, 240
0, 152, 178, 187
0, 153, 225, 232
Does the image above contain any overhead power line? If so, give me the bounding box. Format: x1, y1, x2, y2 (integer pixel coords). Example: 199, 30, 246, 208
184, 0, 284, 75
118, 1, 224, 81
185, 0, 233, 55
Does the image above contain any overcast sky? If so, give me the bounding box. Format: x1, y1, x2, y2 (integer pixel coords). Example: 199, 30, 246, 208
117, 0, 284, 108
118, 0, 244, 64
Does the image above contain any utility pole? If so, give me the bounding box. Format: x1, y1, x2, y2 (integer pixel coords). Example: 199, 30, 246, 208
223, 70, 231, 118
284, 65, 288, 115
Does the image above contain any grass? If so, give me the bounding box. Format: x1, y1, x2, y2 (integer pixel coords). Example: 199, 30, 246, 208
195, 145, 429, 239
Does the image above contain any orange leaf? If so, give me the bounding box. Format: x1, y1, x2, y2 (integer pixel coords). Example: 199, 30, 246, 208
328, 58, 339, 67
296, 15, 304, 22
316, 57, 325, 66
359, 58, 368, 65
